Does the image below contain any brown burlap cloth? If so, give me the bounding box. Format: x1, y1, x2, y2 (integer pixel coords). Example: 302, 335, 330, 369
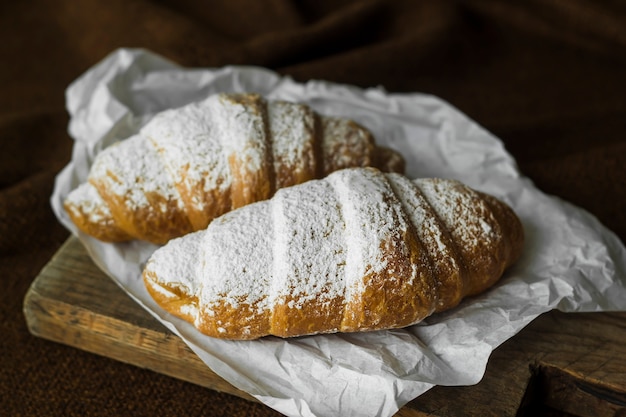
2, 1, 625, 416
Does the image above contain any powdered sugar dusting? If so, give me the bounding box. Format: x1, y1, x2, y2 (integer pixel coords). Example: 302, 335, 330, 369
212, 94, 267, 174
387, 174, 469, 309
145, 230, 205, 299
200, 202, 273, 312
65, 182, 113, 223
387, 174, 459, 271
414, 178, 501, 270
89, 134, 182, 211
268, 101, 315, 185
140, 96, 231, 210
271, 179, 345, 308
327, 169, 408, 302
320, 117, 372, 173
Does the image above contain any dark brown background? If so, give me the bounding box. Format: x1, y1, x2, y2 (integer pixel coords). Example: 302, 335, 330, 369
2, 1, 625, 416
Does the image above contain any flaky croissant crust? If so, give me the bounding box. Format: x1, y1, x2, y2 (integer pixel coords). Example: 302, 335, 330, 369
64, 93, 404, 244
143, 168, 524, 340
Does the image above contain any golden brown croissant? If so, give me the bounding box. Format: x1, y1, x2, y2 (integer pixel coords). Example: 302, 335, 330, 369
64, 93, 404, 244
143, 167, 524, 340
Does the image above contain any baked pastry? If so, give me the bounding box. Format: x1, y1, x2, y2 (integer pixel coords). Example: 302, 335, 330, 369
64, 93, 405, 244
143, 167, 524, 340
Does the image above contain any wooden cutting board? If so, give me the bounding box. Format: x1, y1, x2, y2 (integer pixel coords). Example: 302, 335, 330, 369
24, 236, 626, 416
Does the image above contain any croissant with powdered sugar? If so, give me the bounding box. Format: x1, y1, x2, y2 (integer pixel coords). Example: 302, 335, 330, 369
64, 93, 404, 244
143, 167, 524, 340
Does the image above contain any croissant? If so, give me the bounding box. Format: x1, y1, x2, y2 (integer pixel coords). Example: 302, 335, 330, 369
143, 167, 524, 340
64, 93, 404, 244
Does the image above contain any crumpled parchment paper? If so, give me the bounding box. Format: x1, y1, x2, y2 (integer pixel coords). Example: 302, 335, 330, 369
50, 48, 626, 417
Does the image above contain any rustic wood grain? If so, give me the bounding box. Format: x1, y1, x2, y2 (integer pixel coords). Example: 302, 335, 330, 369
23, 237, 257, 403
23, 237, 626, 416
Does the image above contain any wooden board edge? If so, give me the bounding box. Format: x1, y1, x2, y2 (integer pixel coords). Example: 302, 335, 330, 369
23, 270, 258, 404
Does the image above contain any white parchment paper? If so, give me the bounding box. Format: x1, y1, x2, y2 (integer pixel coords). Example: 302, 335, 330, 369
51, 48, 626, 417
